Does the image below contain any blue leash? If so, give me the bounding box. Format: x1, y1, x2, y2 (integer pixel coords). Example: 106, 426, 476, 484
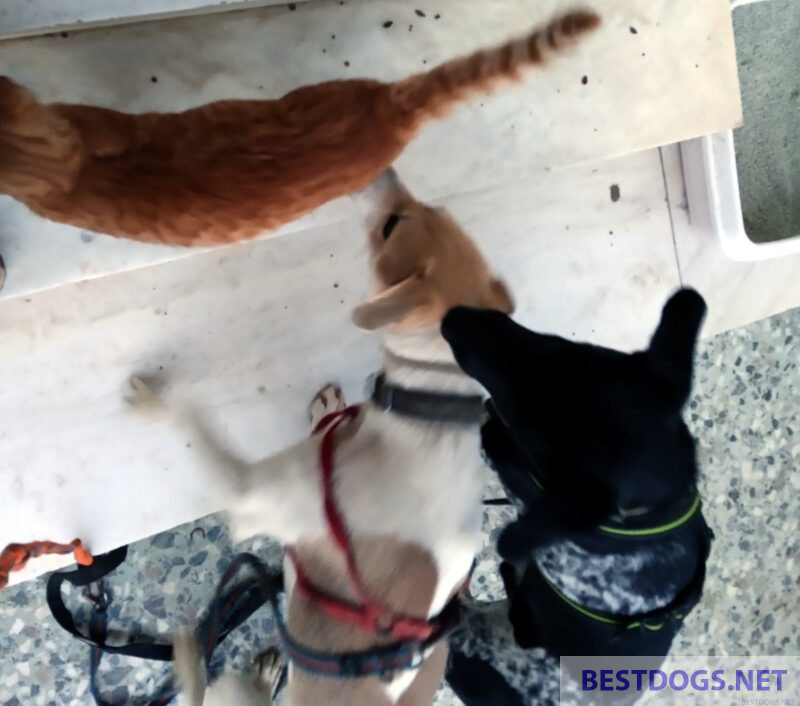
49, 550, 459, 702
48, 548, 284, 706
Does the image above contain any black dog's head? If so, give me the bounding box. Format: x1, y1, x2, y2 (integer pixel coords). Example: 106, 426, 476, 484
441, 288, 707, 558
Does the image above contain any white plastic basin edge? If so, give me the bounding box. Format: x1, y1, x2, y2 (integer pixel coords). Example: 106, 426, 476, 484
681, 131, 800, 261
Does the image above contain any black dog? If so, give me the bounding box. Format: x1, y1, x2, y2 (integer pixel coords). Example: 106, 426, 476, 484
442, 289, 713, 704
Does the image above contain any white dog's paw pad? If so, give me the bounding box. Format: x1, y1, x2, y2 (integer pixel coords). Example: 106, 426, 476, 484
309, 384, 346, 427
124, 375, 166, 415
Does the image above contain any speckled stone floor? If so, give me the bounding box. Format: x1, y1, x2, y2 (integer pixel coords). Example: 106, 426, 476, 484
1, 306, 798, 705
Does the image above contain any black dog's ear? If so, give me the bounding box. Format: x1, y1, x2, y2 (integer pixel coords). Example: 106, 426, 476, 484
647, 288, 706, 405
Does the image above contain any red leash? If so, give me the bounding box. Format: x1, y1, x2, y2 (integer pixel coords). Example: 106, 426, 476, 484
0, 539, 93, 589
288, 406, 437, 642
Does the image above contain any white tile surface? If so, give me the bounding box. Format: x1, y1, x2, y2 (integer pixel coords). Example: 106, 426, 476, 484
0, 0, 753, 38
0, 148, 680, 585
0, 0, 740, 299
661, 143, 800, 337
0, 194, 357, 300
0, 0, 311, 39
436, 153, 681, 351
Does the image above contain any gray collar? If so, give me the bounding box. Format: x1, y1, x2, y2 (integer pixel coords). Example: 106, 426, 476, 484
371, 373, 486, 425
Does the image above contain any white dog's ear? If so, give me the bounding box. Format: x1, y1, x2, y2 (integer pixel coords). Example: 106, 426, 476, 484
351, 272, 435, 331
483, 278, 515, 314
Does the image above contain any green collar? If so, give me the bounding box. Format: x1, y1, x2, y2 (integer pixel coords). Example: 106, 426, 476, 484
484, 400, 702, 539
597, 490, 702, 538
517, 450, 702, 539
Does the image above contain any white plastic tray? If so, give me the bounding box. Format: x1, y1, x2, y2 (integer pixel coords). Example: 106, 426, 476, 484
681, 131, 800, 261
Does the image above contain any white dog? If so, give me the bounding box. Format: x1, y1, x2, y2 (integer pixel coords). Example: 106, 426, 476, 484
130, 171, 514, 705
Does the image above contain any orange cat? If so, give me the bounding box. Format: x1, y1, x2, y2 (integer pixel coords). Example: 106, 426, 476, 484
0, 11, 599, 247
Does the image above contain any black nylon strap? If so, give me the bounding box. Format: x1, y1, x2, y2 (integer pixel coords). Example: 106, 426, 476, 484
46, 546, 174, 661
198, 552, 283, 654
371, 373, 485, 425
482, 497, 513, 506
47, 547, 284, 664
47, 548, 460, 690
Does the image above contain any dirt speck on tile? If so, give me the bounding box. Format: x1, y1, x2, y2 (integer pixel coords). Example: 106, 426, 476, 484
382, 20, 393, 28
610, 184, 621, 202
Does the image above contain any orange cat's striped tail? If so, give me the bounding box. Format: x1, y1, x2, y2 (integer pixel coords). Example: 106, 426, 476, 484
384, 10, 601, 136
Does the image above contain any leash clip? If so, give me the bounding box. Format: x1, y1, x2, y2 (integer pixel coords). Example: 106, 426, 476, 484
408, 643, 426, 670
82, 579, 111, 613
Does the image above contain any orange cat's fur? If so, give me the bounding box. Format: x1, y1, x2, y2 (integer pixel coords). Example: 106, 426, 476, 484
0, 11, 599, 247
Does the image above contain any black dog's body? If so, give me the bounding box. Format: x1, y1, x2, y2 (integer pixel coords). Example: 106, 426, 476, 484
483, 409, 712, 657
441, 289, 712, 704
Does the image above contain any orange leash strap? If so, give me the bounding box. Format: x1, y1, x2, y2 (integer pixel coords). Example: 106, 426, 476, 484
0, 539, 93, 589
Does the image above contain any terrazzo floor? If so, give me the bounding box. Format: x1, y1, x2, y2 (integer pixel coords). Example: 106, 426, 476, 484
0, 304, 798, 705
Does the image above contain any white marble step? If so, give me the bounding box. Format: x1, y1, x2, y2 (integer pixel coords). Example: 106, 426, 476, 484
1, 147, 682, 586
0, 0, 313, 40
6, 138, 800, 587
0, 0, 741, 300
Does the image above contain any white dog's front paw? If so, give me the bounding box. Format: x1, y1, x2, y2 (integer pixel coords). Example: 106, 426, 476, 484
255, 647, 284, 696
309, 384, 346, 428
125, 375, 165, 413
